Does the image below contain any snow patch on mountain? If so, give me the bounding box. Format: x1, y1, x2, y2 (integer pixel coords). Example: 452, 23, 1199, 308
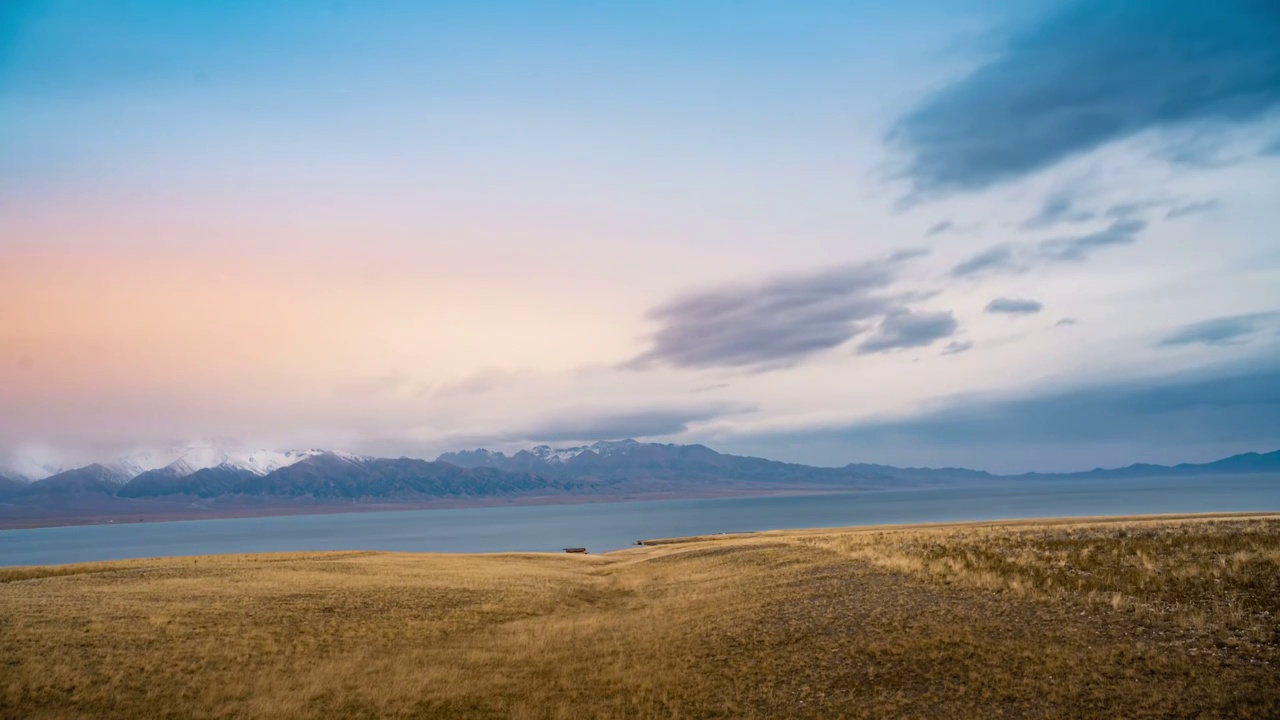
529, 439, 641, 463
239, 449, 328, 475
107, 447, 190, 479
530, 445, 587, 463
588, 439, 641, 455
28, 445, 345, 483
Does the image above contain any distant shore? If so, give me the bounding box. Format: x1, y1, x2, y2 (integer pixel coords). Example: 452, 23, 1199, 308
0, 486, 843, 531
630, 510, 1280, 548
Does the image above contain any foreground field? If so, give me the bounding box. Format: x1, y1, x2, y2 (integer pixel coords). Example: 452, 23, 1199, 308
3, 514, 1279, 718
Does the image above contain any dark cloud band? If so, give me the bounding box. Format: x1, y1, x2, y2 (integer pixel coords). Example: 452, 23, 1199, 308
891, 0, 1280, 196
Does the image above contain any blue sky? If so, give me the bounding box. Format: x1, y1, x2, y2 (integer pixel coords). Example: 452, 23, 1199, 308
2, 0, 1279, 473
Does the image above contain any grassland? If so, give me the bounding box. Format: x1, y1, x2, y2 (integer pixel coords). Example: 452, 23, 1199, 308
3, 513, 1279, 718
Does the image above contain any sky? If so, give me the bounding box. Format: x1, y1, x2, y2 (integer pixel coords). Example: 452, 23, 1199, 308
2, 0, 1279, 474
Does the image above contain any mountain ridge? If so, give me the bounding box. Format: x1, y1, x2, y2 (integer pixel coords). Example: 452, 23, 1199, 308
3, 444, 1277, 508
0, 445, 327, 482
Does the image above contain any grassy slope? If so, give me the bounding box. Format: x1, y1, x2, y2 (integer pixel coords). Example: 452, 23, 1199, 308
3, 514, 1279, 719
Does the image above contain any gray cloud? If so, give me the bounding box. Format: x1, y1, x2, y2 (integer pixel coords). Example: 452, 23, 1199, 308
940, 340, 974, 356
1056, 318, 1079, 327
1159, 131, 1239, 169
890, 0, 1280, 196
514, 406, 739, 444
985, 298, 1044, 315
722, 356, 1280, 472
628, 253, 933, 371
847, 358, 1280, 446
926, 221, 984, 237
950, 245, 1019, 277
925, 220, 954, 236
951, 217, 1146, 278
1104, 200, 1164, 219
888, 247, 932, 262
1037, 218, 1146, 261
1165, 199, 1221, 220
1158, 312, 1280, 347
1103, 196, 1218, 221
1020, 190, 1094, 230
857, 309, 958, 354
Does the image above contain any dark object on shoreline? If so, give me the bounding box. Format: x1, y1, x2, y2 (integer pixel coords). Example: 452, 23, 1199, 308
564, 547, 586, 554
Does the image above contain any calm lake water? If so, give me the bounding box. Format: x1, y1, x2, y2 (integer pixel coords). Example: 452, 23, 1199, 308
2, 474, 1277, 566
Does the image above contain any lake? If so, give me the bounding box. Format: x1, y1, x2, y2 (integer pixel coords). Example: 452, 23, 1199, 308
2, 473, 1277, 566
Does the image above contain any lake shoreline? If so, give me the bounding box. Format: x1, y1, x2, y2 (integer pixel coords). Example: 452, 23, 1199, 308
629, 510, 1280, 548
5, 474, 1277, 568
0, 486, 849, 531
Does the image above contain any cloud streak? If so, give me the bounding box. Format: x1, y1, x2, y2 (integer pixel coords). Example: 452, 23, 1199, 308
763, 357, 1280, 452
1165, 200, 1221, 220
1037, 218, 1147, 262
1020, 190, 1094, 230
985, 298, 1044, 315
951, 218, 1148, 277
890, 0, 1280, 196
511, 406, 742, 444
1158, 312, 1280, 347
950, 245, 1019, 278
925, 221, 953, 237
628, 252, 941, 371
857, 309, 958, 354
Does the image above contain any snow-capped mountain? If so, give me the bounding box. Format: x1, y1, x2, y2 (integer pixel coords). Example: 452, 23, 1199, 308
102, 448, 183, 481
586, 439, 642, 455
5, 444, 338, 486
238, 449, 325, 475
143, 447, 333, 478
434, 448, 509, 468
97, 444, 318, 480
439, 440, 645, 469
8, 441, 1277, 513
530, 445, 588, 463
530, 439, 642, 463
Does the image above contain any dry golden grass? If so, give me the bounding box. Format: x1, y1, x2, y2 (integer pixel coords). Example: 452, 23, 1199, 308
3, 514, 1279, 718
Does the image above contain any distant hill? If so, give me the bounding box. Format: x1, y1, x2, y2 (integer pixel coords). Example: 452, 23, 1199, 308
118, 463, 261, 499
438, 439, 910, 487
1018, 449, 1280, 480
24, 464, 133, 495
441, 441, 1280, 486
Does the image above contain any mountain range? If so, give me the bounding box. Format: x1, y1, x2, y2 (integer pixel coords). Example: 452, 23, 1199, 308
3, 440, 1278, 508
0, 444, 328, 484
